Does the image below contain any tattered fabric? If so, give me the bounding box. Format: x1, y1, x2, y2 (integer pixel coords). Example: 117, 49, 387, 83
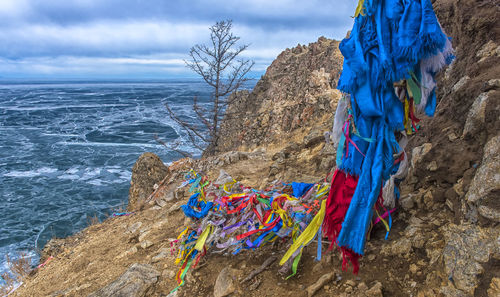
324, 0, 453, 272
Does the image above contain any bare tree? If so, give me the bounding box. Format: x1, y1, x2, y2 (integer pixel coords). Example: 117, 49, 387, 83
164, 20, 254, 156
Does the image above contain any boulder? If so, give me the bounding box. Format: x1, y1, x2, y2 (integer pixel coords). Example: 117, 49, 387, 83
128, 153, 169, 211
214, 267, 238, 297
442, 223, 499, 295
465, 135, 500, 222
452, 76, 470, 92
410, 143, 433, 170
462, 92, 492, 137
88, 263, 160, 297
488, 278, 500, 297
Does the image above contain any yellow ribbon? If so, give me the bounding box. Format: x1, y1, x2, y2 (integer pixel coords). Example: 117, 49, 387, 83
354, 0, 366, 17
280, 199, 327, 265
194, 226, 212, 251
177, 227, 189, 240
223, 180, 237, 193
315, 184, 329, 198
375, 209, 390, 233
404, 98, 412, 135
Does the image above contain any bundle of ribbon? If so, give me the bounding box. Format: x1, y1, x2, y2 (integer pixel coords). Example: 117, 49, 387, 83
170, 166, 401, 293
322, 0, 454, 273
170, 169, 332, 292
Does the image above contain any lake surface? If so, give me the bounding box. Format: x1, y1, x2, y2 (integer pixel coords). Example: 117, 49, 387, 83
0, 79, 234, 276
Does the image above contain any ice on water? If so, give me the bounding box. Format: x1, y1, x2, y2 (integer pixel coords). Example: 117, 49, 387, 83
0, 79, 215, 277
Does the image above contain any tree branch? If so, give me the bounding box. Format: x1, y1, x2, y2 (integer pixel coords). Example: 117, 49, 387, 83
175, 19, 254, 155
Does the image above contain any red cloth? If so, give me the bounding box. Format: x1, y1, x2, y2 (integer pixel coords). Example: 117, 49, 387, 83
322, 169, 361, 274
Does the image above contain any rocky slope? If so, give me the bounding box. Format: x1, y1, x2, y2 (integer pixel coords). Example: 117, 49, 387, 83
9, 1, 499, 296
216, 36, 343, 184
217, 36, 343, 153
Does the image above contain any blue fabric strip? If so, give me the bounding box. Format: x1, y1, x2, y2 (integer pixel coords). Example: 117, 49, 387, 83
334, 0, 450, 256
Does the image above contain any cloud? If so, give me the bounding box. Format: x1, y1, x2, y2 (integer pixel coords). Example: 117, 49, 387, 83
0, 56, 190, 78
0, 21, 208, 58
0, 0, 356, 78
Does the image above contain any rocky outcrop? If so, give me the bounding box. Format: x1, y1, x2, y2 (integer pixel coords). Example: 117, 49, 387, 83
128, 152, 169, 211
396, 1, 500, 296
217, 36, 343, 154
213, 38, 344, 182
88, 263, 160, 297
442, 224, 499, 296
462, 91, 498, 138
465, 136, 500, 223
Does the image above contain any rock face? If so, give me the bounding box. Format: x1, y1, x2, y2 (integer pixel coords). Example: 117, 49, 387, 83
128, 152, 169, 211
488, 278, 500, 297
465, 135, 500, 223
462, 91, 497, 138
88, 263, 160, 297
205, 38, 345, 183
217, 37, 343, 153
442, 224, 499, 295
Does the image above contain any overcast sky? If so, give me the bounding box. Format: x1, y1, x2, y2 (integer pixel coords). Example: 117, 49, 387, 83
0, 0, 356, 79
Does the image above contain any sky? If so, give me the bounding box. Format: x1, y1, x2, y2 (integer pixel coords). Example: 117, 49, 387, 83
0, 0, 357, 79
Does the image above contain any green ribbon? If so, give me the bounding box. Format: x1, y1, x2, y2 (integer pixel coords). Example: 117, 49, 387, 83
170, 258, 193, 293
257, 197, 271, 206
408, 72, 422, 105
286, 249, 303, 280
189, 176, 202, 193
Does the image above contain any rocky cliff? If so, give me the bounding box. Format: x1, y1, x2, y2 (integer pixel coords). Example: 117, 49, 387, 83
9, 1, 499, 296
216, 37, 343, 184
217, 36, 342, 153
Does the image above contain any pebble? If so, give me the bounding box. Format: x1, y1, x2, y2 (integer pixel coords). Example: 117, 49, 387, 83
115, 246, 138, 260
138, 231, 150, 242
357, 282, 368, 291
427, 160, 438, 171
306, 272, 334, 297
128, 222, 143, 234
163, 269, 176, 279
345, 280, 356, 287
156, 199, 167, 207
151, 219, 168, 230
140, 240, 154, 249
366, 281, 383, 297
152, 248, 169, 262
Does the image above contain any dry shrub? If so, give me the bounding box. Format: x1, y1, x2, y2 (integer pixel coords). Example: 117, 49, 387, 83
6, 254, 31, 279
112, 202, 127, 214
0, 252, 33, 295
87, 214, 100, 226
0, 271, 16, 296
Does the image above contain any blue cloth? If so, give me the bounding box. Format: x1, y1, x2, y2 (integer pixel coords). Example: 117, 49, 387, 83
291, 182, 314, 198
181, 193, 214, 219
335, 0, 450, 255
